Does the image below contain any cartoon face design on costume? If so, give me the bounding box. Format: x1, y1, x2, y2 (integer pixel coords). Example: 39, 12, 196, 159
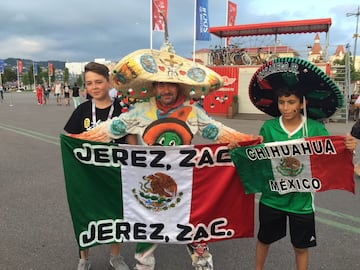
142, 118, 193, 146
155, 131, 183, 146
142, 107, 194, 146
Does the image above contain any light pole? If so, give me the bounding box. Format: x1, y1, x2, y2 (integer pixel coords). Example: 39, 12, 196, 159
347, 6, 360, 69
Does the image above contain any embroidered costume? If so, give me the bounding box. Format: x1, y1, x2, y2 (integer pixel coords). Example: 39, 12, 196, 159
71, 48, 259, 270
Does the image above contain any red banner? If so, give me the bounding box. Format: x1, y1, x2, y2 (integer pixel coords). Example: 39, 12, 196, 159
227, 1, 237, 26
226, 1, 237, 46
48, 63, 53, 77
152, 0, 168, 31
204, 66, 240, 115
17, 60, 23, 75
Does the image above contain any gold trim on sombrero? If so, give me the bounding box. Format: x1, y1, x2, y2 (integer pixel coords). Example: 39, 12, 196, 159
110, 49, 223, 99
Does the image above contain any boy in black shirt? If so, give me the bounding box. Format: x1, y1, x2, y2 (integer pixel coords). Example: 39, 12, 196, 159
64, 62, 137, 270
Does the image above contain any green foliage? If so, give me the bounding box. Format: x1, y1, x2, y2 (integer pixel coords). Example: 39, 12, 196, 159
76, 75, 83, 88
1, 64, 59, 89
64, 67, 69, 83
3, 67, 16, 82
333, 55, 360, 82
22, 73, 30, 86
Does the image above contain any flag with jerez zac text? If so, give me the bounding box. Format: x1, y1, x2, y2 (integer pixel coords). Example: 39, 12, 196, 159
60, 134, 254, 250
230, 136, 355, 195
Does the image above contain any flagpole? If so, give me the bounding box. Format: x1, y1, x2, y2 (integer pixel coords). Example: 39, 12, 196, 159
192, 0, 197, 63
33, 62, 36, 92
17, 60, 19, 91
150, 0, 153, 50
0, 61, 3, 89
226, 0, 229, 25
225, 0, 229, 47
17, 60, 21, 92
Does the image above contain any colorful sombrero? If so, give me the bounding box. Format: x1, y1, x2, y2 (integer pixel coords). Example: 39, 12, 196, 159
248, 57, 343, 119
110, 49, 223, 99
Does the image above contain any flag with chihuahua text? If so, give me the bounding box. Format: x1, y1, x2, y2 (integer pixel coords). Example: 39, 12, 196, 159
230, 136, 355, 195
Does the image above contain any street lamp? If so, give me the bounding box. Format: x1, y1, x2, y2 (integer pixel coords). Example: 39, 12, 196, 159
347, 6, 360, 69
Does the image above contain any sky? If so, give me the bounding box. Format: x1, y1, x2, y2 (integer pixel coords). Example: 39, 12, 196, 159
0, 0, 358, 62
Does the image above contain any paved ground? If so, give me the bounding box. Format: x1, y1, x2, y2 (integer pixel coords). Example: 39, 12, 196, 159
0, 91, 359, 270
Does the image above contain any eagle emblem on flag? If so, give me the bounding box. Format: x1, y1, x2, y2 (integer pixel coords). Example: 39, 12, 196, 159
133, 172, 183, 211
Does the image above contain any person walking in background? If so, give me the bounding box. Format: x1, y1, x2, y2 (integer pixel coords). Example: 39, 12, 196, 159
72, 82, 81, 108
353, 94, 360, 121
54, 80, 62, 105
43, 83, 51, 105
64, 62, 137, 270
350, 118, 360, 175
36, 84, 43, 105
0, 85, 4, 102
63, 82, 71, 106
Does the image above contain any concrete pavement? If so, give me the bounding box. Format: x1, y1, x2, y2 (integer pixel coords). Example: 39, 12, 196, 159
0, 91, 359, 269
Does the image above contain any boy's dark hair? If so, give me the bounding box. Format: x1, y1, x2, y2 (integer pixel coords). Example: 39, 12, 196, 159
84, 62, 109, 81
274, 84, 305, 103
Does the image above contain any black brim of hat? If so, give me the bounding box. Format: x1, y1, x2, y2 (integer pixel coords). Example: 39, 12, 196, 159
248, 58, 343, 119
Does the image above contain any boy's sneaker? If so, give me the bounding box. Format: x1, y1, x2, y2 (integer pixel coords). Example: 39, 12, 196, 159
77, 258, 91, 270
109, 254, 130, 270
134, 248, 156, 270
187, 243, 213, 270
192, 256, 213, 270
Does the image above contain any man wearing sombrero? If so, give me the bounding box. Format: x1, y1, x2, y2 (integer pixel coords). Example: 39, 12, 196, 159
71, 47, 261, 270
247, 58, 357, 270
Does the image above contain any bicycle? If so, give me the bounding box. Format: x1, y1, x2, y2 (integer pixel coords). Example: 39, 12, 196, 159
210, 45, 252, 66
229, 48, 252, 65
251, 48, 278, 65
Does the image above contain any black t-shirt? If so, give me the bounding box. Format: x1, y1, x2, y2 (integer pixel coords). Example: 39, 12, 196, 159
72, 86, 80, 97
64, 99, 128, 144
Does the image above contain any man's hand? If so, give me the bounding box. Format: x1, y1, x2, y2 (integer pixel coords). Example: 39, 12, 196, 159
69, 125, 111, 142
227, 135, 263, 150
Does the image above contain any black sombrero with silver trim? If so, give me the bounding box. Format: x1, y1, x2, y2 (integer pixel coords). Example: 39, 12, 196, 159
248, 57, 343, 119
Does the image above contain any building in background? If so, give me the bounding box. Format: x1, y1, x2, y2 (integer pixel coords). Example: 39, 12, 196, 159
308, 33, 323, 63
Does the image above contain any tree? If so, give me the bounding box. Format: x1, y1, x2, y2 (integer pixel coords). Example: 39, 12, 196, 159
28, 64, 35, 86
76, 75, 83, 88
64, 67, 69, 83
3, 67, 17, 82
22, 73, 30, 87
333, 55, 360, 82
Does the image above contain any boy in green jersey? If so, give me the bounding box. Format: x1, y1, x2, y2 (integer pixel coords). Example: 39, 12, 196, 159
247, 58, 357, 270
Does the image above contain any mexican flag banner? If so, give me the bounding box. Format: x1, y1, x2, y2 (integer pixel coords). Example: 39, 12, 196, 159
60, 134, 254, 250
230, 136, 355, 195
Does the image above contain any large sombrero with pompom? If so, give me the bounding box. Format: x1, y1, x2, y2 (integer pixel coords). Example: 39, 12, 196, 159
248, 57, 343, 120
110, 49, 223, 99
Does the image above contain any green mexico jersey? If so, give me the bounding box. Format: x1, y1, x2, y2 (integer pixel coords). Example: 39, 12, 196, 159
259, 116, 329, 214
